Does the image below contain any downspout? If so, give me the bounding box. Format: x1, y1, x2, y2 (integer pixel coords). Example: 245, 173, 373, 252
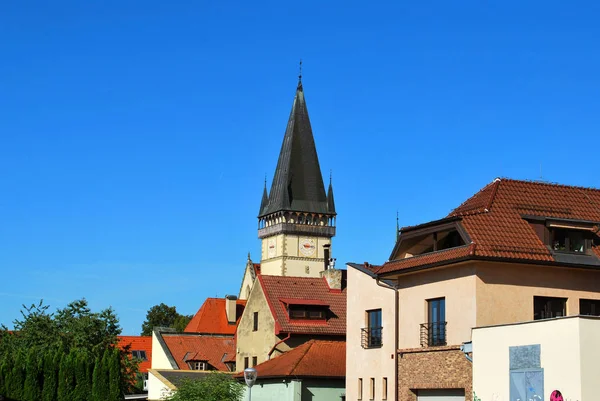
267, 333, 291, 360
376, 277, 399, 401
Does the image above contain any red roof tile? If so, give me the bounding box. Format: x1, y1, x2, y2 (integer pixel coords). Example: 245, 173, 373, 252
117, 336, 152, 373
253, 263, 261, 275
380, 179, 600, 274
235, 340, 345, 379
258, 275, 346, 336
184, 298, 246, 335
162, 334, 235, 372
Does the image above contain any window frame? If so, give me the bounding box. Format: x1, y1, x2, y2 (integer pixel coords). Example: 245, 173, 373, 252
358, 378, 362, 401
252, 356, 257, 367
253, 311, 259, 331
369, 377, 375, 400
366, 309, 382, 348
533, 296, 567, 320
382, 377, 387, 400
244, 357, 249, 370
580, 298, 600, 316
426, 297, 446, 346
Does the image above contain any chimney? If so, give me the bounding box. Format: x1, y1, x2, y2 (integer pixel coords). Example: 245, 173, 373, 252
320, 268, 342, 291
323, 244, 331, 271
225, 295, 238, 324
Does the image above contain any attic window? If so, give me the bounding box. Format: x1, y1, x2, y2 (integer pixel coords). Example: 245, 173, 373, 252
551, 228, 590, 253
398, 227, 466, 259
131, 350, 147, 361
288, 305, 327, 320
188, 361, 208, 370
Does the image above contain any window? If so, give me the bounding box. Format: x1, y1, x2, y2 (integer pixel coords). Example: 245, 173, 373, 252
382, 378, 387, 400
288, 305, 326, 320
551, 228, 589, 253
253, 312, 258, 331
189, 361, 207, 370
252, 356, 257, 367
580, 299, 600, 316
131, 350, 147, 360
358, 378, 362, 400
369, 378, 375, 400
362, 309, 382, 348
423, 298, 446, 346
534, 296, 566, 320
244, 357, 249, 370
225, 361, 236, 372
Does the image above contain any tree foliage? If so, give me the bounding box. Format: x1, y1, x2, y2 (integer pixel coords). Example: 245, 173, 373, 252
0, 299, 135, 400
141, 303, 192, 335
166, 373, 244, 401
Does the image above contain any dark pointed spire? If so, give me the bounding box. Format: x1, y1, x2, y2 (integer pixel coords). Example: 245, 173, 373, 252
259, 76, 330, 217
327, 171, 336, 214
396, 211, 400, 241
297, 59, 303, 90
259, 176, 269, 216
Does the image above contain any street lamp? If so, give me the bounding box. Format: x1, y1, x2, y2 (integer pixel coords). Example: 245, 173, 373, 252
244, 367, 258, 401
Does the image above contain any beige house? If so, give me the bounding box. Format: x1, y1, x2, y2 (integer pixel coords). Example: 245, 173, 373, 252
350, 178, 600, 401
236, 269, 346, 371
472, 315, 600, 401
346, 262, 396, 401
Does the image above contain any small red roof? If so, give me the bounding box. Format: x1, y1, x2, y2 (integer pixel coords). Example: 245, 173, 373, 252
235, 340, 345, 379
162, 334, 235, 372
117, 336, 152, 373
259, 275, 346, 336
378, 178, 600, 275
184, 298, 246, 334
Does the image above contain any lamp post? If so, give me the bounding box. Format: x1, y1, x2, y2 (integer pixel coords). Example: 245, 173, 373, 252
244, 367, 258, 401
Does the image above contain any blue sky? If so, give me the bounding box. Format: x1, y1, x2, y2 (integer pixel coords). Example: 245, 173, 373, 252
1, 1, 599, 335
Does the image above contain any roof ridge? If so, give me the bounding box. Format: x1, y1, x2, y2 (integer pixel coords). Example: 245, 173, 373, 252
485, 178, 502, 211
500, 177, 600, 192
289, 340, 314, 375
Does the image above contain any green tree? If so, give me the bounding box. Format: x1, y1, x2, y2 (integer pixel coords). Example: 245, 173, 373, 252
73, 351, 90, 401
108, 347, 122, 401
41, 350, 60, 401
0, 352, 10, 398
23, 348, 42, 401
57, 351, 76, 401
166, 373, 244, 401
8, 352, 25, 400
141, 303, 192, 335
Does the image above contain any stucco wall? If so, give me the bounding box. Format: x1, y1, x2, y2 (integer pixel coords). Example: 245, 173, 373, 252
236, 281, 280, 371
346, 265, 396, 401
578, 317, 600, 401
242, 379, 302, 401
151, 331, 175, 370
239, 264, 255, 300
302, 380, 346, 401
475, 262, 600, 327
147, 370, 173, 401
396, 264, 477, 348
472, 317, 600, 401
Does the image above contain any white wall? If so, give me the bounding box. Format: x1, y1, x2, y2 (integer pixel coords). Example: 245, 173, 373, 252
151, 331, 175, 370
346, 265, 396, 401
472, 316, 600, 401
242, 379, 302, 401
147, 370, 173, 401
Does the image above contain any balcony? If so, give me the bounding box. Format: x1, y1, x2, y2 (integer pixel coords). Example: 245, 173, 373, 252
361, 327, 383, 348
258, 222, 336, 239
420, 322, 447, 347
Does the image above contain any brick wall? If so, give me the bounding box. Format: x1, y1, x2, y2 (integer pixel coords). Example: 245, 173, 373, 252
398, 345, 472, 401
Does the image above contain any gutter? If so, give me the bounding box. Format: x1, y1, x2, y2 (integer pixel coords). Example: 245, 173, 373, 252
267, 333, 291, 360
375, 277, 399, 401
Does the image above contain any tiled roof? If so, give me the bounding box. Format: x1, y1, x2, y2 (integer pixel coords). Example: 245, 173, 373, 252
380, 178, 600, 275
258, 274, 346, 336
184, 298, 246, 334
253, 263, 261, 275
118, 336, 152, 373
161, 334, 235, 372
234, 340, 345, 379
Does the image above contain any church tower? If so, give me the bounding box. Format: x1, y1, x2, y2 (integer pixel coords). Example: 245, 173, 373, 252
257, 77, 336, 277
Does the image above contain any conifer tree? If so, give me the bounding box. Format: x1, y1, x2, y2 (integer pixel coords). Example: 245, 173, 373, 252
57, 351, 76, 401
9, 352, 25, 401
42, 350, 59, 401
23, 348, 42, 401
108, 347, 122, 401
0, 352, 9, 398
91, 353, 109, 401
73, 351, 90, 401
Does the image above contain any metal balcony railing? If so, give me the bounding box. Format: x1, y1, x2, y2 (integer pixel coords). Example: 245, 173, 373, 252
361, 327, 383, 348
420, 322, 447, 347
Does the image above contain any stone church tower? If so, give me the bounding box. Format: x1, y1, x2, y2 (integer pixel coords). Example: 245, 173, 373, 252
257, 77, 336, 278
238, 76, 336, 299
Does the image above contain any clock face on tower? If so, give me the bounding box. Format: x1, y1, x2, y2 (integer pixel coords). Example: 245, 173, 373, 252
268, 238, 276, 258
299, 237, 316, 257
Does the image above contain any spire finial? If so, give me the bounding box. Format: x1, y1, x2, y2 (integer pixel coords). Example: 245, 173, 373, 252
298, 59, 302, 84
264, 174, 267, 188
329, 169, 332, 185
396, 211, 400, 241
247, 252, 251, 261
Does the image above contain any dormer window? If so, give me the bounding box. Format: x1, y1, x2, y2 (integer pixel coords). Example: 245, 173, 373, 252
551, 228, 588, 253
288, 305, 327, 320
393, 221, 468, 260
188, 361, 208, 370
